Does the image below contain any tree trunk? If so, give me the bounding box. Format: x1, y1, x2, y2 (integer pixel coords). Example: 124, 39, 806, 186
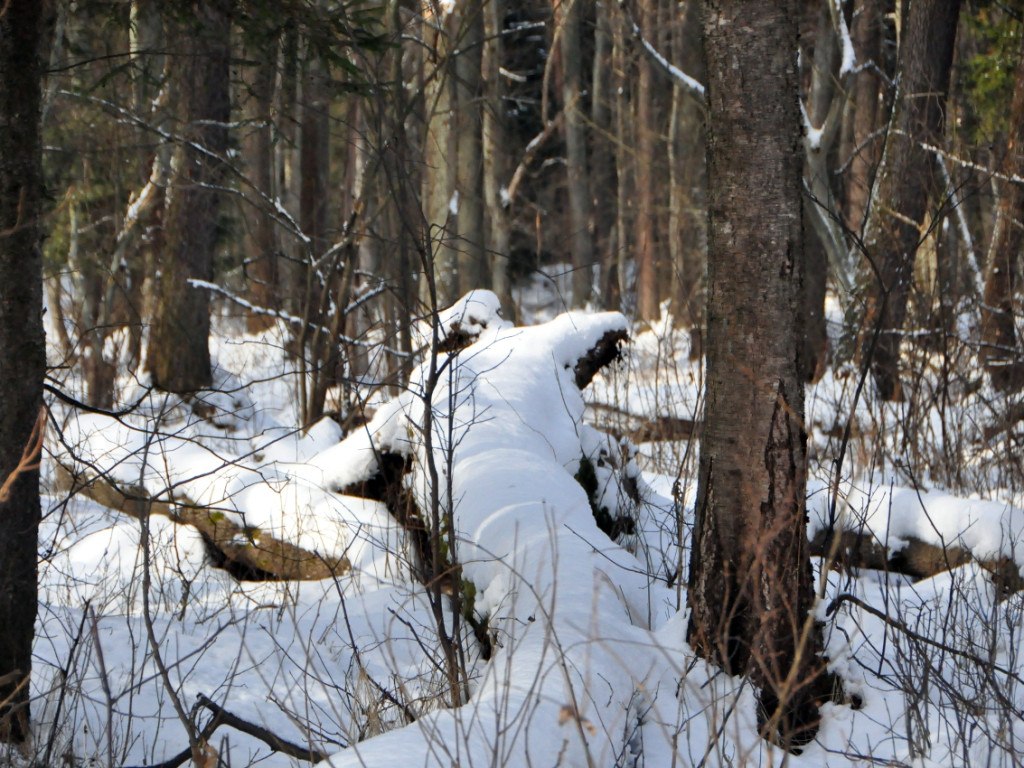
243, 44, 279, 334
801, 0, 841, 382
591, 2, 616, 306
613, 15, 631, 308
147, 0, 231, 393
454, 2, 486, 292
300, 54, 331, 262
980, 29, 1024, 392
856, 0, 961, 400
634, 5, 658, 321
687, 0, 829, 748
422, 1, 460, 306
298, 50, 336, 423
482, 0, 513, 313
841, 0, 885, 235
559, 0, 596, 307
0, 0, 50, 743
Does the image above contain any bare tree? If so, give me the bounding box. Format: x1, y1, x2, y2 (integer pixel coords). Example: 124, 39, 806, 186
980, 26, 1024, 392
146, 0, 232, 393
557, 0, 596, 308
482, 0, 513, 312
686, 0, 830, 748
634, 1, 658, 321
240, 30, 280, 334
856, 0, 961, 400
0, 0, 52, 743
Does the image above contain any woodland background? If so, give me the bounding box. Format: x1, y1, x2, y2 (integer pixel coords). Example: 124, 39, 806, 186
1, 0, 1024, 763
43, 0, 1022, 421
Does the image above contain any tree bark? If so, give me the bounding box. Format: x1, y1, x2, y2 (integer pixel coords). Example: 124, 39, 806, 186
687, 0, 829, 748
634, 4, 658, 321
243, 44, 280, 334
559, 0, 596, 307
482, 0, 513, 313
980, 28, 1024, 392
841, 0, 885, 235
856, 0, 961, 400
0, 0, 50, 743
147, 0, 231, 393
454, 2, 486, 292
422, 1, 460, 306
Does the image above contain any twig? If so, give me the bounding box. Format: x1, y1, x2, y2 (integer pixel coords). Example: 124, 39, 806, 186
0, 406, 45, 504
826, 593, 1024, 692
194, 694, 334, 762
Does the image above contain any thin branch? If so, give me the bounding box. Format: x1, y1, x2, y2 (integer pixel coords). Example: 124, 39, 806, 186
0, 406, 45, 504
826, 593, 1024, 694
617, 0, 706, 106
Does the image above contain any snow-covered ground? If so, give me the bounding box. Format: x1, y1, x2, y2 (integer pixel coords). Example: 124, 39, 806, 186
19, 289, 1024, 767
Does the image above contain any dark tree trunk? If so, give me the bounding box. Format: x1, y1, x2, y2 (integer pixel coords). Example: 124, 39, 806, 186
687, 0, 829, 748
0, 0, 50, 743
300, 55, 331, 262
147, 0, 231, 393
857, 0, 961, 400
454, 2, 486, 292
482, 0, 513, 312
422, 3, 459, 307
635, 3, 658, 321
559, 0, 596, 307
841, 0, 885, 235
243, 47, 279, 334
980, 29, 1024, 392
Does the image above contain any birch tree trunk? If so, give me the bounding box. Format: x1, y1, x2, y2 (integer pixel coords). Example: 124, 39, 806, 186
686, 0, 830, 748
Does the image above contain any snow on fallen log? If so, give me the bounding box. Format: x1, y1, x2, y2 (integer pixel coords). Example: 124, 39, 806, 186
809, 481, 1024, 594
52, 381, 385, 581
54, 464, 349, 580
306, 293, 683, 767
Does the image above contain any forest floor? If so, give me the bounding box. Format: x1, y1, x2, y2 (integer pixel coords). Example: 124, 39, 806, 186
21, 285, 1024, 768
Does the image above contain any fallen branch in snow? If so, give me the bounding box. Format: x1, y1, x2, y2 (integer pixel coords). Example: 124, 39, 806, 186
124, 694, 333, 768
826, 593, 1024, 701
56, 465, 350, 581
812, 528, 1024, 596
587, 402, 702, 443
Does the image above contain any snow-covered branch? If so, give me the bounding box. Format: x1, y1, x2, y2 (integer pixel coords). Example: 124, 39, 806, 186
617, 0, 706, 106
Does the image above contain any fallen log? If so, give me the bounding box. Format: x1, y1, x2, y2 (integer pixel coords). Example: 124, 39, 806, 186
811, 527, 1024, 597
586, 402, 702, 443
56, 465, 349, 581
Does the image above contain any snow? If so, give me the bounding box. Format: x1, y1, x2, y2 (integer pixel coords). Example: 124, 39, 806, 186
836, 0, 856, 77
30, 290, 1024, 768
